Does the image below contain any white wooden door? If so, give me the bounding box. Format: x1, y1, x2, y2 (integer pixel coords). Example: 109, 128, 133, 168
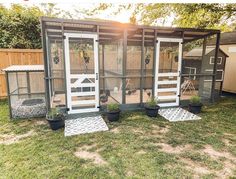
154, 38, 183, 107
65, 33, 99, 114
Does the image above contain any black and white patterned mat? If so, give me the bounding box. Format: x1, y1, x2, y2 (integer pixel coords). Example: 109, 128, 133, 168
159, 108, 201, 122
65, 115, 109, 136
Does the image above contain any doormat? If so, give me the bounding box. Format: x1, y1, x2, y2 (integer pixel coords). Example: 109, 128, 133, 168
65, 115, 108, 136
158, 107, 201, 122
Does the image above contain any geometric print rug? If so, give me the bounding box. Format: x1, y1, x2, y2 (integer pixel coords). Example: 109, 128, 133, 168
65, 115, 109, 136
159, 107, 201, 122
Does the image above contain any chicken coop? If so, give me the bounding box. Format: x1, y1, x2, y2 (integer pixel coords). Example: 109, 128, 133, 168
3, 65, 46, 118
40, 17, 221, 115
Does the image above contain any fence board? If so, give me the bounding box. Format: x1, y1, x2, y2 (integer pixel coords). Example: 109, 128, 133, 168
0, 49, 43, 98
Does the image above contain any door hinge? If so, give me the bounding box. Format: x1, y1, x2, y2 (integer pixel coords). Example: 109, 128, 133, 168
63, 35, 66, 39
66, 108, 70, 111
96, 39, 99, 42
179, 71, 181, 77
96, 73, 98, 80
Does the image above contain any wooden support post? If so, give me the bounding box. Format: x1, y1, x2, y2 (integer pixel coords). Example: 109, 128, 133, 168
97, 25, 100, 107
140, 29, 145, 105
102, 44, 105, 91
122, 29, 127, 104
41, 19, 50, 111
211, 33, 220, 102
47, 39, 53, 97
179, 31, 184, 101
26, 71, 31, 98
61, 22, 68, 110
152, 29, 157, 97
5, 72, 12, 118
198, 37, 207, 97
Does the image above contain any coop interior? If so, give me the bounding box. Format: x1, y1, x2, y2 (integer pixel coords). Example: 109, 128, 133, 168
6, 69, 46, 118
48, 35, 217, 109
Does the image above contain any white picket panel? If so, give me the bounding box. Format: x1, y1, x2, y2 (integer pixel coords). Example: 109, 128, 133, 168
157, 88, 178, 92
157, 80, 178, 85
71, 92, 95, 97
71, 100, 96, 106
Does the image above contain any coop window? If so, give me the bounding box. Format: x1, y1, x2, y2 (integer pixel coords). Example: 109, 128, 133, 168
209, 56, 222, 65
205, 69, 224, 81
184, 67, 196, 80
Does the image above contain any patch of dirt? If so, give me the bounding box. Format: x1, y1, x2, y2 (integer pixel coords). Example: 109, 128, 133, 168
74, 144, 107, 165
34, 120, 47, 126
156, 143, 192, 154
201, 145, 236, 178
110, 127, 120, 134
222, 138, 231, 146
131, 128, 144, 134
179, 145, 236, 178
74, 150, 107, 165
0, 130, 35, 145
202, 145, 236, 161
151, 125, 170, 135
136, 150, 146, 155
181, 158, 211, 176
215, 160, 235, 179
223, 133, 234, 137
126, 170, 134, 177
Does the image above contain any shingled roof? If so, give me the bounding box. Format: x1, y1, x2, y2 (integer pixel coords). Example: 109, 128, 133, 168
184, 47, 228, 59
208, 31, 236, 45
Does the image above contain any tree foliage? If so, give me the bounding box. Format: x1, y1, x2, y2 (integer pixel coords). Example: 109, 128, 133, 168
0, 4, 43, 48
87, 3, 236, 31
0, 4, 73, 49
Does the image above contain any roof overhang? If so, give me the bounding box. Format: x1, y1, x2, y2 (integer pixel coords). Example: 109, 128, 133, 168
41, 16, 220, 45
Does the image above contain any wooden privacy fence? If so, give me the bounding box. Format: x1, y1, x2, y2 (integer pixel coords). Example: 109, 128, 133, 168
0, 49, 43, 98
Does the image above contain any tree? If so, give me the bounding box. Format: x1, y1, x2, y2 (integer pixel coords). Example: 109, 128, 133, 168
0, 4, 43, 48
0, 4, 74, 49
86, 3, 236, 32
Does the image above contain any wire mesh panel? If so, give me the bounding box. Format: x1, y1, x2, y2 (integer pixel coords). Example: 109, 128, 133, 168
181, 37, 218, 102
99, 41, 123, 105
5, 68, 45, 119
49, 39, 66, 109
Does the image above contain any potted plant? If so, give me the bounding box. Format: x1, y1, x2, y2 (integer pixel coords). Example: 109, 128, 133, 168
145, 97, 160, 117
46, 108, 65, 130
107, 103, 120, 122
189, 95, 202, 114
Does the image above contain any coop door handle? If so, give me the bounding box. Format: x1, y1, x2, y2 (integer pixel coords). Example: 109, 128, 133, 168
96, 73, 98, 80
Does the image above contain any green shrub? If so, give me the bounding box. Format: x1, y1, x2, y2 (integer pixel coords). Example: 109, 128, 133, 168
146, 97, 158, 107
190, 95, 201, 104
107, 103, 120, 112
47, 108, 64, 119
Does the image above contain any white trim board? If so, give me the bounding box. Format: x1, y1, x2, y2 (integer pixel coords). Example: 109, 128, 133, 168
64, 33, 99, 114
209, 56, 222, 65
204, 69, 224, 82
154, 38, 183, 107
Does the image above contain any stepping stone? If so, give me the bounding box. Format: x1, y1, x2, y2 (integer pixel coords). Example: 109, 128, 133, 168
159, 107, 201, 122
65, 115, 108, 136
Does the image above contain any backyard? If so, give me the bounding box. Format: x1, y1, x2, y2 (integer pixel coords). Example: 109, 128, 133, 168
0, 97, 236, 178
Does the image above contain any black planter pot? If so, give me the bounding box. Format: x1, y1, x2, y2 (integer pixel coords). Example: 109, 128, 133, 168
55, 104, 67, 114
189, 103, 202, 114
107, 110, 120, 122
145, 105, 160, 117
47, 116, 65, 130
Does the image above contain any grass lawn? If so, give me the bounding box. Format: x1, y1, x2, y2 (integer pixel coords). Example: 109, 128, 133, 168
0, 98, 236, 178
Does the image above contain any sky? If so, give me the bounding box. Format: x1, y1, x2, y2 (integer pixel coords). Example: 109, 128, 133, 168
1, 2, 175, 25
3, 2, 134, 23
